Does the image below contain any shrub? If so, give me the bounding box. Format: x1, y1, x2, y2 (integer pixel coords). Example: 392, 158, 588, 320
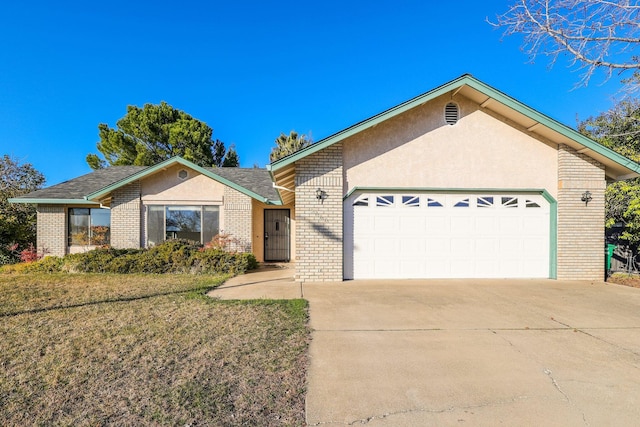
13, 240, 260, 275
0, 251, 17, 266
19, 243, 41, 263
0, 243, 22, 266
24, 256, 64, 273
62, 248, 140, 273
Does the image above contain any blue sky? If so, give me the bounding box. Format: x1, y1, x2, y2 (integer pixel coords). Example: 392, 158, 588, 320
0, 1, 631, 185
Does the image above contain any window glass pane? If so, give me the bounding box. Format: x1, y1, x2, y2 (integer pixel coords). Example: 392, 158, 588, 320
90, 209, 111, 245
69, 209, 87, 245
353, 196, 369, 207
477, 196, 494, 208
147, 206, 164, 246
202, 206, 220, 244
69, 208, 90, 245
427, 198, 443, 207
376, 195, 394, 207
402, 196, 420, 207
166, 206, 201, 242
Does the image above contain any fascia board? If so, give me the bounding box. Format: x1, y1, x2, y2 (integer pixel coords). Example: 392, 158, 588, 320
8, 198, 99, 205
267, 167, 285, 205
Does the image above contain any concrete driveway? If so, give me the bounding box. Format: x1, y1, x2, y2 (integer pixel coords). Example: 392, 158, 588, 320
211, 271, 640, 426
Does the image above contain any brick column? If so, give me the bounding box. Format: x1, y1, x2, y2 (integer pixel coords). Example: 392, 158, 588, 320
36, 205, 66, 257
295, 143, 343, 282
110, 182, 141, 249
557, 144, 606, 280
223, 187, 252, 252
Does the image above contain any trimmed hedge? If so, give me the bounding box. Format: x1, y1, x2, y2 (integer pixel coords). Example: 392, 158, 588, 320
4, 240, 258, 275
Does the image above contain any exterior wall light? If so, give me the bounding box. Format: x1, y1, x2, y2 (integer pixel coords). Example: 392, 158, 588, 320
581, 190, 592, 206
316, 188, 325, 200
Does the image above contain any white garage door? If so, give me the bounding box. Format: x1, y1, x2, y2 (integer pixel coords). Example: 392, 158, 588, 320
345, 193, 550, 279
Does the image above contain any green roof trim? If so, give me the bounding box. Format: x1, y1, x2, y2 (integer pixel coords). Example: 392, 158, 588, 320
269, 74, 640, 177
86, 157, 279, 204
8, 198, 99, 205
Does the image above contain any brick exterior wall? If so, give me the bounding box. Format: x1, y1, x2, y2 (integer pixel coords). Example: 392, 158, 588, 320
223, 187, 252, 252
557, 144, 606, 280
110, 182, 141, 249
37, 205, 66, 257
295, 143, 343, 282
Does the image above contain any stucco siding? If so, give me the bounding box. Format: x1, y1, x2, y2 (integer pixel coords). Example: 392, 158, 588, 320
557, 144, 606, 280
36, 205, 66, 257
140, 164, 225, 203
343, 94, 558, 196
295, 143, 343, 282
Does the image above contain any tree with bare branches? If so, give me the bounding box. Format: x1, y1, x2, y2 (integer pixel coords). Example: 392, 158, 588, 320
490, 0, 640, 88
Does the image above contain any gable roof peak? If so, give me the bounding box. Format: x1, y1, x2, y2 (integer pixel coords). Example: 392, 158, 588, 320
269, 74, 640, 182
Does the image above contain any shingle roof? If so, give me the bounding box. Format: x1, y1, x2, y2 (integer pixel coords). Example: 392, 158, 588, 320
17, 166, 146, 200
208, 167, 279, 201
13, 163, 279, 203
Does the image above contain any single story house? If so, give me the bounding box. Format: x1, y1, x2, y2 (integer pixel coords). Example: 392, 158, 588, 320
12, 74, 640, 282
12, 160, 295, 265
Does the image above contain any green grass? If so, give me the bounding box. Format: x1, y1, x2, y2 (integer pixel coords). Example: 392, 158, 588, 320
0, 273, 309, 426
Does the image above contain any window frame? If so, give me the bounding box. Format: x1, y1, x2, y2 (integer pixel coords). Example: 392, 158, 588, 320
68, 207, 111, 246
146, 204, 220, 246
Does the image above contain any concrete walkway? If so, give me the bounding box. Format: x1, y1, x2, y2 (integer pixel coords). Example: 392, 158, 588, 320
207, 265, 302, 300
209, 270, 640, 426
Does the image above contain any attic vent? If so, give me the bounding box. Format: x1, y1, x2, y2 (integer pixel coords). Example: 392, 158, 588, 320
177, 169, 188, 180
444, 102, 459, 125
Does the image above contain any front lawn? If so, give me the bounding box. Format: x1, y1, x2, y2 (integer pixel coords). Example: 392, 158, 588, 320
0, 273, 309, 426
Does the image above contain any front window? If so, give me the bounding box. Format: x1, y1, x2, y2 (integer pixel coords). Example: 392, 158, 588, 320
68, 208, 111, 246
147, 205, 219, 246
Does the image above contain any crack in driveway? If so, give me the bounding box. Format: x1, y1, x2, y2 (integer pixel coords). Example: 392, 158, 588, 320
306, 395, 541, 426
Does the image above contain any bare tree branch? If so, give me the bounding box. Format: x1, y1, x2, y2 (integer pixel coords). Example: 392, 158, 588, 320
489, 0, 640, 89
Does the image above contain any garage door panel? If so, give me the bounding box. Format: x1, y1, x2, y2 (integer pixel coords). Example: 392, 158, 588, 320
498, 216, 522, 234
425, 238, 449, 255
500, 260, 524, 277
400, 260, 426, 278
400, 216, 426, 234
349, 193, 550, 279
475, 259, 500, 276
451, 216, 474, 234
475, 238, 498, 255
475, 216, 498, 235
400, 238, 426, 253
523, 215, 547, 231
372, 215, 397, 231
426, 216, 448, 233
451, 238, 474, 256
374, 238, 399, 255
450, 259, 475, 277
499, 239, 523, 256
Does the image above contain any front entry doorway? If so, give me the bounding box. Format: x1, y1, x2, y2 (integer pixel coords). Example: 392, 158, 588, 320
264, 209, 290, 262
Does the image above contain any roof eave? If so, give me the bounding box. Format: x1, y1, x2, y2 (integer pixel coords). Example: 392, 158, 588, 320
8, 198, 100, 205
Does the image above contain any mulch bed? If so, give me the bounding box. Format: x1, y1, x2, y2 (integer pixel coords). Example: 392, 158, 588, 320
607, 274, 640, 288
